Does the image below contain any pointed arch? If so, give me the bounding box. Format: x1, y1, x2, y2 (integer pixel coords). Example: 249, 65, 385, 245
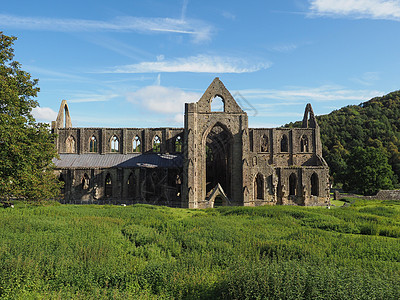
110, 135, 119, 152
289, 173, 297, 196
89, 136, 97, 153
133, 135, 141, 152
55, 100, 72, 128
311, 173, 319, 196
211, 95, 225, 112
66, 135, 76, 153
302, 103, 318, 128
127, 172, 136, 197
254, 173, 264, 200
280, 134, 288, 152
81, 173, 89, 190
300, 135, 309, 152
204, 122, 233, 197
175, 135, 183, 152
105, 173, 112, 198
153, 135, 161, 152
261, 134, 269, 152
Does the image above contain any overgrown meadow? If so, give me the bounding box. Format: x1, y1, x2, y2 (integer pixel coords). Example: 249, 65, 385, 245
1, 199, 399, 299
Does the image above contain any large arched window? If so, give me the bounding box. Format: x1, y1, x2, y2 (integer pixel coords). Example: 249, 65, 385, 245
133, 135, 141, 152
311, 173, 319, 196
111, 135, 119, 152
105, 173, 112, 197
153, 135, 161, 152
175, 135, 182, 152
280, 135, 288, 152
289, 173, 297, 196
261, 134, 269, 152
300, 135, 309, 152
254, 173, 264, 200
211, 95, 224, 112
66, 135, 76, 153
89, 136, 97, 153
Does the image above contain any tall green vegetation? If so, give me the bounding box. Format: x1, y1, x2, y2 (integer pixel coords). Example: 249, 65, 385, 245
0, 32, 60, 202
0, 202, 399, 299
288, 91, 400, 194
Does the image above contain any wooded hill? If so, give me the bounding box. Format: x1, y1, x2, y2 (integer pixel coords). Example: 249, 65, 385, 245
287, 91, 400, 194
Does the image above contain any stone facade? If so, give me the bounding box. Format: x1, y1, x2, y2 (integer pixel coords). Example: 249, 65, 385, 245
52, 78, 330, 208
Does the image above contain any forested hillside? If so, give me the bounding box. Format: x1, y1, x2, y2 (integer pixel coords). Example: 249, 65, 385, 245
288, 91, 400, 195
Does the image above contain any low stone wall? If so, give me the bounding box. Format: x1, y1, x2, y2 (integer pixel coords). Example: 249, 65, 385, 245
373, 190, 400, 200
333, 189, 400, 201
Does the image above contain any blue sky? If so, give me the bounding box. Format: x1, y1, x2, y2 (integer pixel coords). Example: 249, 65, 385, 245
2, 0, 400, 128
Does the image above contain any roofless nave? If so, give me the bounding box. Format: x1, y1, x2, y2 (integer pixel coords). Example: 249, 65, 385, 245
52, 78, 330, 208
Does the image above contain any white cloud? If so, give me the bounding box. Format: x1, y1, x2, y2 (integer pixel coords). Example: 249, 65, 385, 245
351, 72, 380, 86
239, 85, 382, 102
68, 93, 119, 103
0, 14, 213, 43
105, 55, 270, 74
127, 85, 200, 114
268, 44, 298, 53
222, 11, 236, 20
31, 106, 57, 122
309, 0, 400, 20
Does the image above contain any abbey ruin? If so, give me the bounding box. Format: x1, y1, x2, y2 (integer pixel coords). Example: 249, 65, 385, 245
52, 78, 330, 208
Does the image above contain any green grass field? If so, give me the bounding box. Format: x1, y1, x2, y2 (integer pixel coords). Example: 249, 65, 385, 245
1, 198, 399, 299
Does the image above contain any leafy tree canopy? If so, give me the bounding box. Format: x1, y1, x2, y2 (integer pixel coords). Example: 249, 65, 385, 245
0, 32, 60, 202
287, 90, 400, 194
343, 146, 394, 195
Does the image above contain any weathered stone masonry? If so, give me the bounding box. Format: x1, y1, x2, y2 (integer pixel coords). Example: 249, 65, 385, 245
52, 78, 330, 208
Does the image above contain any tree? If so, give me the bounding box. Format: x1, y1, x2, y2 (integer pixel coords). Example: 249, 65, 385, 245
0, 32, 60, 202
343, 146, 395, 195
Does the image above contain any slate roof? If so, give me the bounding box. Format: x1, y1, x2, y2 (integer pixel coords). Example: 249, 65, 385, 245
53, 153, 183, 169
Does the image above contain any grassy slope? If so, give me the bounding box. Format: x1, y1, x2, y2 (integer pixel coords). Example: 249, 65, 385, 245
0, 201, 400, 299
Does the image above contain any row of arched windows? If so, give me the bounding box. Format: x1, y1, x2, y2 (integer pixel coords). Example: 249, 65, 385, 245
254, 172, 319, 200
65, 134, 183, 153
259, 134, 310, 153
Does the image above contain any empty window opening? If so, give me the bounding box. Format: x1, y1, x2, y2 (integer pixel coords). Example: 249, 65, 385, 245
105, 173, 112, 197
89, 136, 97, 153
133, 136, 141, 152
301, 135, 309, 152
127, 172, 136, 197
175, 135, 182, 152
289, 173, 297, 196
111, 135, 119, 152
81, 173, 89, 190
267, 175, 274, 195
261, 134, 269, 152
214, 196, 223, 207
153, 135, 161, 152
211, 95, 224, 112
280, 135, 288, 152
59, 174, 65, 195
66, 135, 76, 153
311, 173, 319, 196
254, 173, 264, 200
206, 124, 232, 198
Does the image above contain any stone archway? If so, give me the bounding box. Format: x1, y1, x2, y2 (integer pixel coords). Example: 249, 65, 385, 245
205, 123, 232, 198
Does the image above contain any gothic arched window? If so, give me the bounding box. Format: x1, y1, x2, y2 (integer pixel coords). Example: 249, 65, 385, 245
153, 135, 161, 152
111, 135, 119, 152
66, 135, 76, 153
133, 135, 141, 152
175, 135, 182, 152
301, 135, 309, 152
89, 136, 97, 153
